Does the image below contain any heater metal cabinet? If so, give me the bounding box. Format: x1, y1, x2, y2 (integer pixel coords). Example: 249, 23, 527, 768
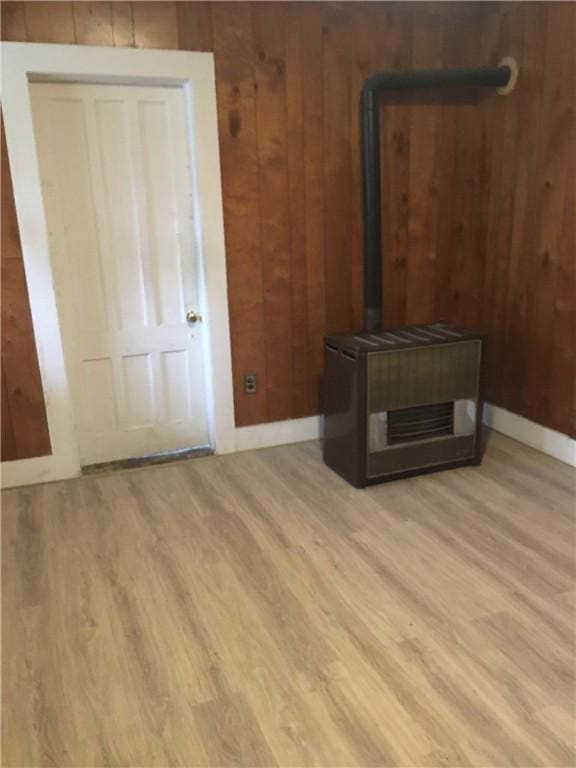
323, 323, 485, 487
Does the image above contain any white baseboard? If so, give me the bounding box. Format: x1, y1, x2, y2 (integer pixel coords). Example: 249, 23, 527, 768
483, 404, 576, 467
2, 419, 323, 489
1, 453, 81, 490
4, 405, 573, 489
234, 405, 576, 468
235, 415, 321, 452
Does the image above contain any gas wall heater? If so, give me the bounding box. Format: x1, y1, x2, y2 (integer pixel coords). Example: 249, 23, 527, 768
322, 61, 517, 486
323, 324, 484, 487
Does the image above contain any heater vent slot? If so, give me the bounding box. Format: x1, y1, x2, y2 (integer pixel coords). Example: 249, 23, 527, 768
387, 401, 454, 445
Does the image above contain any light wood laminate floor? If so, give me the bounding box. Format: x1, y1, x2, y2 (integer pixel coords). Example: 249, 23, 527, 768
2, 431, 575, 767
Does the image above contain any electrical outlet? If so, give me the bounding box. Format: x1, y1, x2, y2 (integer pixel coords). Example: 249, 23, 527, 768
244, 374, 257, 394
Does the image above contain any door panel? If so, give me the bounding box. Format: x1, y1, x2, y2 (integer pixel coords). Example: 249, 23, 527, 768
30, 82, 210, 464
92, 98, 148, 330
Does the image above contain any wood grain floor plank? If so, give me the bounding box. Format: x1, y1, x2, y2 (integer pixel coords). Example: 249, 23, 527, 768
398, 634, 554, 767
192, 693, 277, 767
2, 431, 574, 766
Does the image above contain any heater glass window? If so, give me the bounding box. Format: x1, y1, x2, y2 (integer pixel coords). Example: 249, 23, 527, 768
368, 398, 477, 453
388, 402, 454, 445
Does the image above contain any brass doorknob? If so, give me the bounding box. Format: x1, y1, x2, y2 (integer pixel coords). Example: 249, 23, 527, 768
186, 310, 201, 324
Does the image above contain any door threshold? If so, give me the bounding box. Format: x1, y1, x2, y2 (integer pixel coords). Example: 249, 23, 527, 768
82, 446, 213, 477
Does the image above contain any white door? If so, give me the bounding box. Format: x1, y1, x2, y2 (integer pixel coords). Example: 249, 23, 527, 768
30, 82, 210, 465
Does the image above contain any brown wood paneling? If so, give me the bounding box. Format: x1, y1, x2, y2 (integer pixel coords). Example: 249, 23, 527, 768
211, 2, 268, 426
552, 17, 576, 438
558, 144, 576, 437
73, 2, 113, 47
549, 199, 576, 434
301, 2, 326, 413
23, 1, 76, 43
1, 1, 575, 439
177, 1, 213, 52
348, 3, 378, 332
322, 4, 353, 336
480, 5, 522, 407
1, 116, 51, 461
111, 2, 134, 47
522, 3, 574, 431
405, 7, 444, 325
1, 364, 17, 460
132, 1, 178, 49
379, 6, 413, 329
2, 251, 35, 339
285, 4, 312, 418
1, 1, 26, 41
252, 2, 293, 423
1, 139, 27, 284
500, 4, 549, 418
441, 11, 487, 331
2, 330, 52, 461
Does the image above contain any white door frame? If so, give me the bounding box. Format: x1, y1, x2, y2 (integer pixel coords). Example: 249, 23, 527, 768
1, 42, 236, 488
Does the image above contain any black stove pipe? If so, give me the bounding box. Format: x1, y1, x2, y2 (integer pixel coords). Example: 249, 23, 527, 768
361, 64, 512, 332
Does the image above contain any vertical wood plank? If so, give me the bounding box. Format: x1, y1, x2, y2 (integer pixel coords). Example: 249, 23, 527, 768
522, 3, 574, 431
72, 2, 113, 46
301, 3, 326, 411
285, 3, 312, 417
23, 1, 76, 43
1, 253, 35, 338
551, 142, 576, 436
348, 3, 375, 332
132, 1, 178, 49
553, 1, 576, 437
1, 1, 27, 41
1, 333, 52, 460
1, 116, 51, 459
212, 2, 268, 425
431, 107, 460, 325
378, 6, 413, 328
481, 3, 522, 405
0, 269, 51, 474
441, 10, 488, 331
405, 6, 443, 324
1, 364, 17, 461
177, 1, 213, 52
322, 4, 353, 335
252, 2, 293, 422
501, 3, 548, 416
430, 14, 480, 327
1, 123, 27, 271
111, 2, 135, 47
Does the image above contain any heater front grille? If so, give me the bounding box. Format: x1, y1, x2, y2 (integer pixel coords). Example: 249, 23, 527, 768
367, 340, 481, 412
387, 401, 454, 445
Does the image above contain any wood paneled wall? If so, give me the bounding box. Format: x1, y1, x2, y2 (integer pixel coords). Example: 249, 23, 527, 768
1, 2, 574, 446
1, 116, 52, 461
